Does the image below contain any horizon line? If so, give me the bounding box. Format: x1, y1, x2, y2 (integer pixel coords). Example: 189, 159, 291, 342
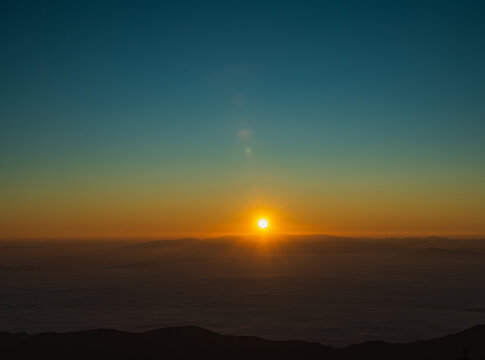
1, 232, 485, 242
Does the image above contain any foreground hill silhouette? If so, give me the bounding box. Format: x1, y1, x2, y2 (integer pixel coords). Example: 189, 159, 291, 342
2, 325, 485, 359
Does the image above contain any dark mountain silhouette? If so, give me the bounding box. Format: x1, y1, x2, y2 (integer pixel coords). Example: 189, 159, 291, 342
130, 235, 485, 253
2, 325, 485, 360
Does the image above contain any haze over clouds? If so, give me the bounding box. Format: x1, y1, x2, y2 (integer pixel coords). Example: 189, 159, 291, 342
2, 236, 485, 346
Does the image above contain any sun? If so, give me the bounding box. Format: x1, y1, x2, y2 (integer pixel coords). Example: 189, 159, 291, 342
257, 218, 269, 229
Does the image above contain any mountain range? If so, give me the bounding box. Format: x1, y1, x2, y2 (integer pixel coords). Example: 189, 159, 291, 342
2, 324, 484, 359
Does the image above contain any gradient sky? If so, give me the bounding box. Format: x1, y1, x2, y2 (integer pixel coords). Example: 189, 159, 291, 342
1, 0, 484, 239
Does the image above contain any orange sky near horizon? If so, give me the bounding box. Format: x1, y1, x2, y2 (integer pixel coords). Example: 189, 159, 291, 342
1, 164, 484, 240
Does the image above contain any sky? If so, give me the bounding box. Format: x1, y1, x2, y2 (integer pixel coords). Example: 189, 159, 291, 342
1, 0, 484, 239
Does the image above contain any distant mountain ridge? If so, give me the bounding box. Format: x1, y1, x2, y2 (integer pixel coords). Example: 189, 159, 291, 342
128, 234, 485, 256
2, 324, 485, 359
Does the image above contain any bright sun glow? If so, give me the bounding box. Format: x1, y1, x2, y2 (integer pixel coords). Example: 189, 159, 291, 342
257, 218, 269, 229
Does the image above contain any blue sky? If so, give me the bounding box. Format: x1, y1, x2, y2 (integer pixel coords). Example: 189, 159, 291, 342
1, 0, 484, 237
